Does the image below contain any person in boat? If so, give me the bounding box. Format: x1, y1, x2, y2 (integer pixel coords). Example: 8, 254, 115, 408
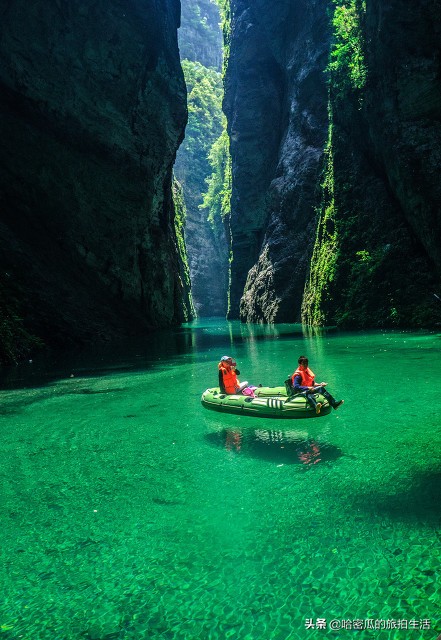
288, 355, 344, 414
218, 356, 249, 394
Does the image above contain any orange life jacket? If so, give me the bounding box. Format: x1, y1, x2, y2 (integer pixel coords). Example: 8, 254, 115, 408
218, 362, 239, 394
292, 367, 315, 387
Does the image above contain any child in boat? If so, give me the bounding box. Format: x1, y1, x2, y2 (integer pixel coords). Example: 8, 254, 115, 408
218, 356, 249, 394
289, 355, 344, 414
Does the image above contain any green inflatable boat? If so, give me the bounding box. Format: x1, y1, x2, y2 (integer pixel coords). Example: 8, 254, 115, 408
201, 386, 331, 419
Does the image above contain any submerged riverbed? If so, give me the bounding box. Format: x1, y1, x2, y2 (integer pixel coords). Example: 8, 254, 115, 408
1, 319, 440, 639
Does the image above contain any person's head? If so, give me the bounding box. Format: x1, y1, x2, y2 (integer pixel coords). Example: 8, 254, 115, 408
298, 355, 309, 369
221, 355, 235, 367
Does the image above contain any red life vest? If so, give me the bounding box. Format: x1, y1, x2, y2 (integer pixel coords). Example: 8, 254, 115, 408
292, 367, 315, 387
218, 362, 239, 394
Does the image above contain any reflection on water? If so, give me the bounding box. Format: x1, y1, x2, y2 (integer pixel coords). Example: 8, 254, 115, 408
205, 428, 343, 467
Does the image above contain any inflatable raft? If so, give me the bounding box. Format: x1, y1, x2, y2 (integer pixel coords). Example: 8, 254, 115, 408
201, 386, 331, 419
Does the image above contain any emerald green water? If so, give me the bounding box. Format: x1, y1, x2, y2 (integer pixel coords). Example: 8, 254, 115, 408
1, 319, 440, 639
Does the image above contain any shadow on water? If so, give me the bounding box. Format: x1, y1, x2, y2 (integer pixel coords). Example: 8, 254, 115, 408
0, 385, 129, 415
355, 468, 441, 526
2, 318, 435, 394
0, 319, 338, 392
71, 387, 126, 395
205, 428, 343, 467
0, 327, 201, 391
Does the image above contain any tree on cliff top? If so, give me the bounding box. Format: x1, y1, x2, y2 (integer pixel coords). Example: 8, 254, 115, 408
179, 0, 223, 70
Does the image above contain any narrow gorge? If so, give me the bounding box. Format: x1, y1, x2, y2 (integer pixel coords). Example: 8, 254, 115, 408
174, 0, 229, 317
1, 0, 440, 364
2, 5, 441, 636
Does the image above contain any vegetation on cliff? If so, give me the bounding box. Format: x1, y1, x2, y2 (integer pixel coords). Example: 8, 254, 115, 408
216, 0, 232, 75
201, 128, 231, 227
301, 114, 339, 327
172, 179, 196, 321
327, 0, 367, 93
179, 0, 223, 70
303, 0, 366, 327
176, 59, 224, 191
303, 0, 440, 328
175, 0, 230, 316
200, 0, 232, 229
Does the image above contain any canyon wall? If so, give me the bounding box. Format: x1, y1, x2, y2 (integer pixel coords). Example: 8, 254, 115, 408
224, 0, 331, 321
0, 0, 191, 362
225, 0, 441, 327
303, 0, 441, 327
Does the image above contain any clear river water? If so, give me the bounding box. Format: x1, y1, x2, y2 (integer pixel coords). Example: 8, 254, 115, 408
1, 319, 440, 640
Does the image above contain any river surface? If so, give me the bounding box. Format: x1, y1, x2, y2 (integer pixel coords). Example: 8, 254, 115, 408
1, 319, 440, 639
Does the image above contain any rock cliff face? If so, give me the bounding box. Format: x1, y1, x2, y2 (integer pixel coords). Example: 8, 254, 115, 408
0, 0, 191, 362
225, 0, 440, 327
181, 173, 230, 317
224, 0, 331, 321
303, 0, 441, 327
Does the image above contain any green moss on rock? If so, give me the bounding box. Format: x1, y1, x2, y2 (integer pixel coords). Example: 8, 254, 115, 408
302, 114, 339, 326
172, 178, 195, 321
303, 0, 441, 329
